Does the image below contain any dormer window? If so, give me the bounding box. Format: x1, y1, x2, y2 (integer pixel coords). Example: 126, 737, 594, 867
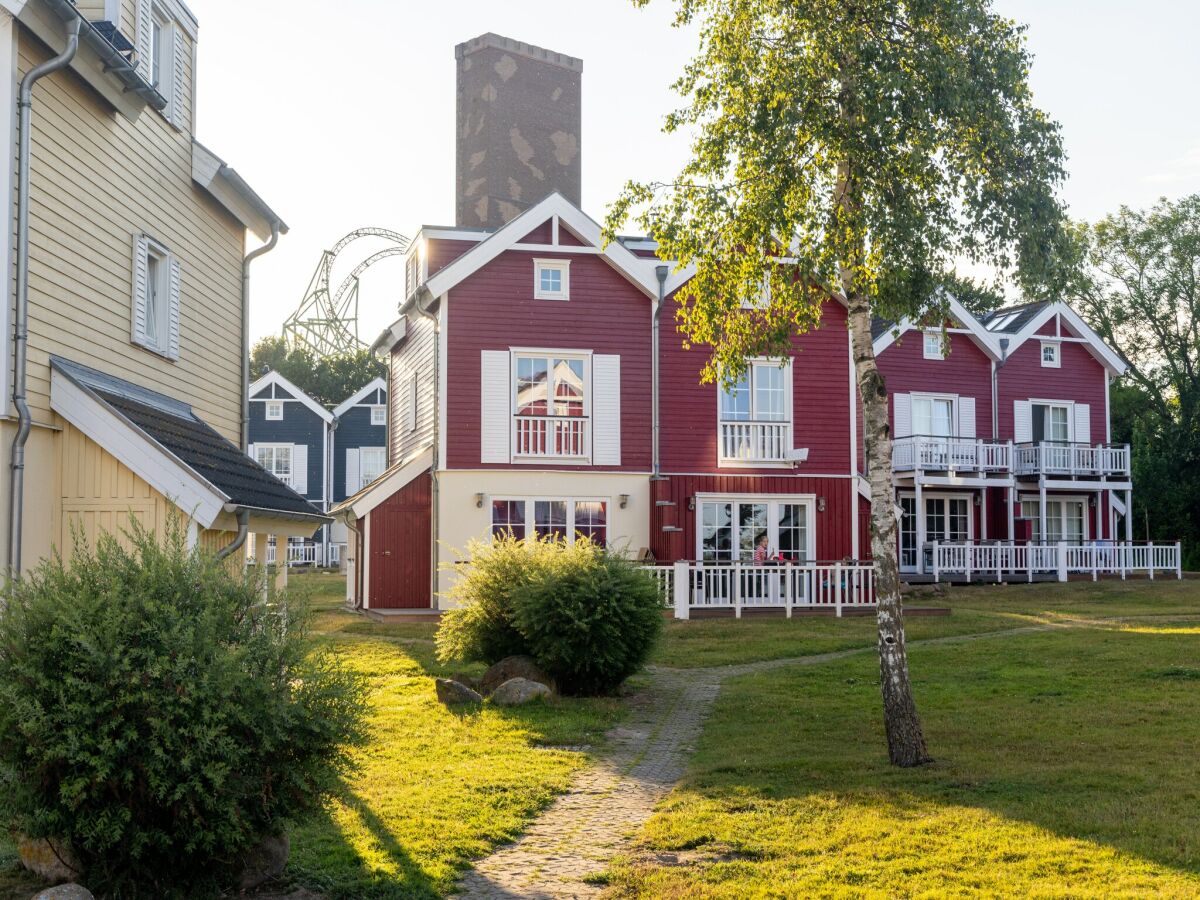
265, 401, 283, 421
1041, 341, 1061, 368
138, 0, 186, 129
371, 404, 387, 426
534, 259, 570, 300
923, 331, 946, 359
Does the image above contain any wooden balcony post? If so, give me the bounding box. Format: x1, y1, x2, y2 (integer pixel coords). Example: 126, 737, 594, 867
932, 540, 940, 582
1176, 542, 1183, 580
834, 563, 843, 618
733, 562, 742, 618
1056, 541, 1067, 583
672, 560, 690, 620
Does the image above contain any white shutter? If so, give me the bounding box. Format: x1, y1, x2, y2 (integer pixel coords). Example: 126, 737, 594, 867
292, 444, 308, 495
893, 393, 912, 438
958, 396, 976, 438
592, 354, 621, 465
135, 0, 152, 81
131, 234, 148, 346
171, 28, 186, 128
1014, 401, 1033, 444
1073, 403, 1091, 445
247, 443, 256, 462
166, 256, 181, 360
480, 351, 510, 463
345, 449, 360, 497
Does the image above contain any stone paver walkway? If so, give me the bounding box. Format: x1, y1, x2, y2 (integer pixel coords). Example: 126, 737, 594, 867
452, 622, 1066, 899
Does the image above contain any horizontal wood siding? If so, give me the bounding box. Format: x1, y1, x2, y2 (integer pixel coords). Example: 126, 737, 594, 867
659, 297, 852, 475
878, 330, 994, 437
649, 473, 856, 564
427, 239, 479, 277
389, 315, 436, 464
333, 391, 388, 504
444, 246, 652, 471
247, 398, 326, 503
997, 340, 1107, 441
20, 32, 244, 441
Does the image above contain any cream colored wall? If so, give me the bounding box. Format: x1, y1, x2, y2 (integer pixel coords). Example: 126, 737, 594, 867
0, 420, 60, 567
18, 27, 243, 443
434, 469, 652, 607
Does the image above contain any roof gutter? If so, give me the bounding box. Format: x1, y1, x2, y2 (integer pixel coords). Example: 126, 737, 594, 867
414, 285, 440, 609
215, 507, 250, 560
6, 10, 81, 576
242, 224, 281, 450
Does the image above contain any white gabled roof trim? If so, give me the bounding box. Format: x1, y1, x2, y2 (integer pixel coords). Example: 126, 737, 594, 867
369, 316, 408, 356
1003, 302, 1127, 375
872, 294, 1004, 360
335, 447, 435, 520
423, 193, 665, 301
51, 369, 227, 527
332, 378, 388, 418
248, 371, 333, 423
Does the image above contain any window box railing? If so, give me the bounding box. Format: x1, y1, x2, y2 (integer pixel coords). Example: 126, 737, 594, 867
513, 415, 589, 459
719, 421, 792, 462
892, 436, 1012, 473
1013, 442, 1130, 477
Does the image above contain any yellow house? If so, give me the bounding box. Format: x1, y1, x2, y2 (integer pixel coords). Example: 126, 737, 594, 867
0, 0, 328, 576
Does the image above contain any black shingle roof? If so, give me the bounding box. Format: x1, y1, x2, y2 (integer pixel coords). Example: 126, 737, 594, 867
981, 301, 1052, 335
870, 316, 895, 340
52, 357, 326, 520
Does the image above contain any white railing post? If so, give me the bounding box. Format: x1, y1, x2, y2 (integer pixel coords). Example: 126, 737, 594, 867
1149, 547, 1155, 580
1177, 541, 1183, 580
932, 541, 940, 583
785, 564, 794, 618
1119, 541, 1126, 580
733, 562, 742, 618
965, 545, 972, 584
672, 561, 690, 620
1056, 541, 1068, 583
1091, 543, 1098, 581
834, 563, 843, 618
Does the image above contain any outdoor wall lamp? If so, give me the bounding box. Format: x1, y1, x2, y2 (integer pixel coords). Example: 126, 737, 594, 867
1089, 495, 1098, 508
474, 493, 485, 508
974, 493, 982, 507
817, 496, 826, 512
619, 494, 630, 509
688, 496, 696, 511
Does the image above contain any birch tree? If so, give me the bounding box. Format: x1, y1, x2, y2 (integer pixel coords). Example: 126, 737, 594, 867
607, 0, 1066, 766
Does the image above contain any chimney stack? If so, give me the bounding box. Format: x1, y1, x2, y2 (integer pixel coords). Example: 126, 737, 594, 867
455, 33, 582, 229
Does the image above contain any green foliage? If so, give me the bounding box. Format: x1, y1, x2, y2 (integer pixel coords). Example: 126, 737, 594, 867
1067, 195, 1200, 566
0, 523, 369, 897
251, 335, 385, 407
437, 536, 663, 696
606, 0, 1066, 383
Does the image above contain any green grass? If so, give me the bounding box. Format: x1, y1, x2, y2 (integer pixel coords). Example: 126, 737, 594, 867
653, 577, 1200, 668
610, 604, 1200, 896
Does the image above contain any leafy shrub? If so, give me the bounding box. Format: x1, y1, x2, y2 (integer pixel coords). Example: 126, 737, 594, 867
437, 535, 663, 695
0, 522, 368, 897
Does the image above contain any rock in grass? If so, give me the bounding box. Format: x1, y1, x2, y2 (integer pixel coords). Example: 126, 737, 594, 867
17, 837, 79, 885
436, 677, 483, 705
31, 885, 94, 900
480, 655, 555, 696
237, 833, 290, 891
490, 677, 553, 707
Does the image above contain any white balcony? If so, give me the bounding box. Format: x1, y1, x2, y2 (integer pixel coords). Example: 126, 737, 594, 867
1013, 442, 1130, 478
513, 415, 589, 459
892, 436, 1012, 473
719, 421, 793, 463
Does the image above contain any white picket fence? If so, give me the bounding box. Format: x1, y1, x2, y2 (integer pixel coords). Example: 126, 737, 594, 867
253, 541, 340, 568
645, 561, 877, 619
931, 541, 1182, 582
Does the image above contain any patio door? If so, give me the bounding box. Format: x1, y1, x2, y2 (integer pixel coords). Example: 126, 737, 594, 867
697, 498, 814, 605
899, 494, 971, 573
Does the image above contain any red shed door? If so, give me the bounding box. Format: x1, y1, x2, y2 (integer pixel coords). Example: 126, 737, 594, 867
368, 471, 432, 609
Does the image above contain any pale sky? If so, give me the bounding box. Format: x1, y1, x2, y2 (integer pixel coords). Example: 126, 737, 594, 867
188, 0, 1200, 347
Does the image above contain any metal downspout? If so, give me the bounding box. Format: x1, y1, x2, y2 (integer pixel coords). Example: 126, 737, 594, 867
215, 508, 251, 560
241, 223, 281, 451
414, 287, 439, 608
652, 266, 668, 478
6, 14, 81, 575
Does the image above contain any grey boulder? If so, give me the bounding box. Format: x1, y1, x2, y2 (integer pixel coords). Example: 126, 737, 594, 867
237, 833, 290, 891
479, 655, 555, 696
31, 886, 94, 900
17, 837, 79, 885
490, 677, 553, 706
436, 677, 483, 705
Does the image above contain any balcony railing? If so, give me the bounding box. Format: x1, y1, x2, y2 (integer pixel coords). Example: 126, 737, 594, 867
1013, 442, 1130, 477
930, 540, 1180, 582
513, 415, 589, 459
892, 436, 1012, 473
719, 420, 792, 462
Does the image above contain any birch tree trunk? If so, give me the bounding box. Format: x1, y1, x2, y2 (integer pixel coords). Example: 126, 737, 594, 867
836, 157, 931, 768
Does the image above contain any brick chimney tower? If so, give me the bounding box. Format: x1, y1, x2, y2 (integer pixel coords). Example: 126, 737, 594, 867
455, 33, 582, 229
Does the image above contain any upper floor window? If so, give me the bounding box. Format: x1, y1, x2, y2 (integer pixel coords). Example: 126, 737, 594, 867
720, 362, 787, 422
912, 396, 954, 437
718, 360, 792, 464
513, 353, 588, 458
359, 447, 387, 489
533, 259, 570, 300
265, 400, 283, 421
139, 0, 185, 128
1041, 341, 1061, 368
370, 405, 387, 426
1033, 402, 1070, 443
923, 331, 946, 359
131, 234, 180, 360
256, 444, 292, 486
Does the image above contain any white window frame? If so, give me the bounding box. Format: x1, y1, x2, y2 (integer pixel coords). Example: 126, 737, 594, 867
533, 259, 570, 301
1019, 494, 1089, 544
255, 443, 293, 486
149, 3, 179, 120
489, 496, 609, 546
910, 392, 958, 437
717, 359, 792, 424
923, 331, 946, 360
694, 494, 816, 564
898, 491, 973, 572
137, 236, 172, 356
370, 404, 387, 427
359, 446, 387, 490
1040, 340, 1061, 368
1030, 398, 1073, 443
510, 349, 591, 462
265, 400, 283, 421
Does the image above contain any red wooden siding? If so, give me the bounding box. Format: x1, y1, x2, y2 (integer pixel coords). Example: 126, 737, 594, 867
878, 330, 994, 437
658, 297, 853, 475
996, 340, 1107, 441
444, 247, 653, 471
518, 220, 553, 243
427, 238, 479, 277
650, 474, 858, 563
368, 471, 432, 608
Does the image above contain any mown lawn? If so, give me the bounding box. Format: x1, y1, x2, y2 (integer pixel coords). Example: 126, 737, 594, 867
610, 587, 1200, 896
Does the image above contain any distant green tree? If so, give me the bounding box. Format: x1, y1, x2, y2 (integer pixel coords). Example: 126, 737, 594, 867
250, 336, 385, 408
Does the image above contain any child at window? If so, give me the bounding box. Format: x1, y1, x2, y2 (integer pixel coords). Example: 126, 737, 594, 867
753, 532, 770, 564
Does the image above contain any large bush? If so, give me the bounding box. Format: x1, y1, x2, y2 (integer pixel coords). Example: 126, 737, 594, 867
0, 523, 368, 897
437, 535, 663, 695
